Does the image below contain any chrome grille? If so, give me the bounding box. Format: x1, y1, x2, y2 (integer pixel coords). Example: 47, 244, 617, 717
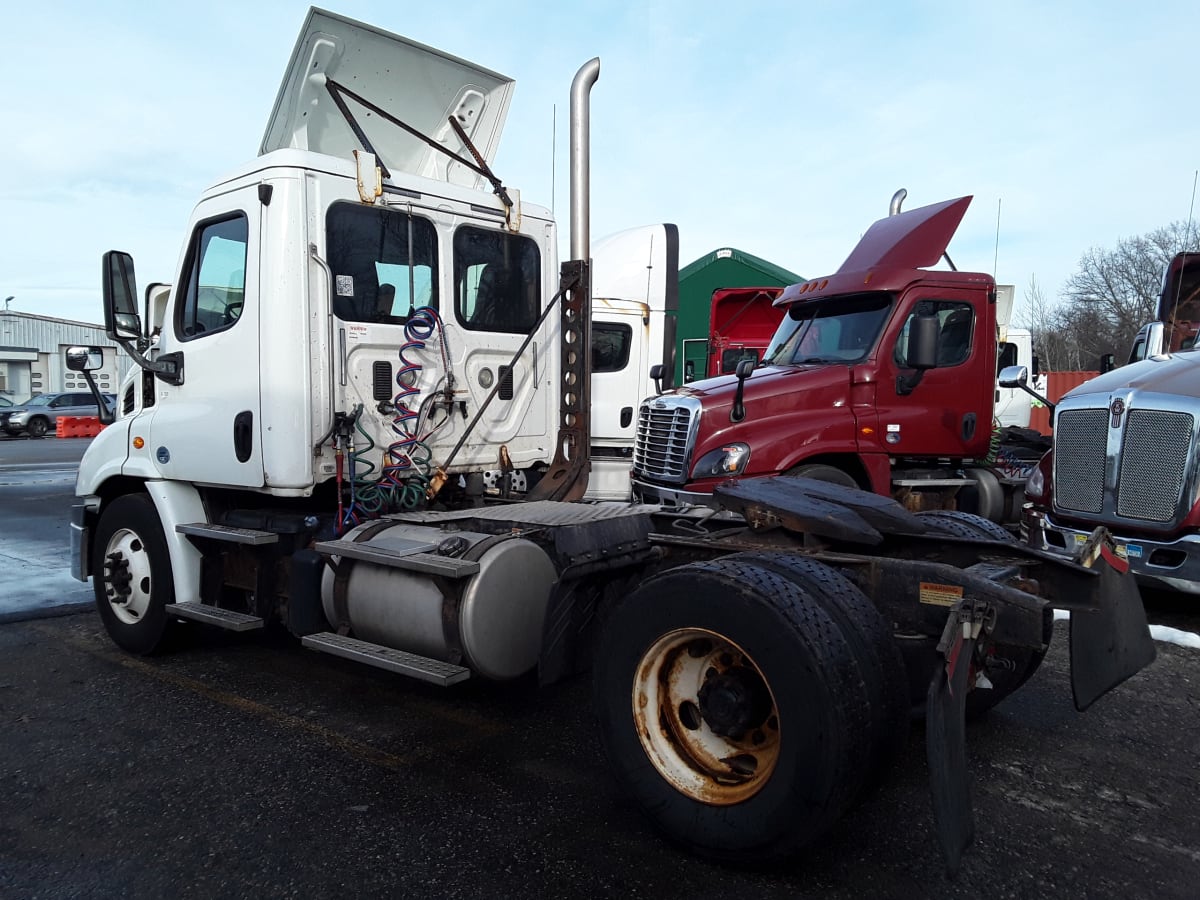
1054, 409, 1107, 514
633, 402, 695, 480
1117, 409, 1193, 522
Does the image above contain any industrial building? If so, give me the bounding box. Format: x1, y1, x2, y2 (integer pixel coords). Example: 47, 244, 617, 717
0, 311, 130, 405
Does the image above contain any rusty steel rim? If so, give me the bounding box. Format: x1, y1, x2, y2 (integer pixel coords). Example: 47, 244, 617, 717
633, 627, 781, 805
104, 527, 154, 626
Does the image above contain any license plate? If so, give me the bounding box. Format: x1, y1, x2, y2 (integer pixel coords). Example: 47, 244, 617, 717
1072, 533, 1140, 560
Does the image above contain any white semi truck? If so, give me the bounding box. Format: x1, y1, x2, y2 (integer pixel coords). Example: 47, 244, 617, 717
69, 7, 1155, 873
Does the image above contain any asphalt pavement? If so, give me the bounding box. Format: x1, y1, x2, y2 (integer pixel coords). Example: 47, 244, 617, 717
1, 612, 1198, 898
2, 435, 1198, 897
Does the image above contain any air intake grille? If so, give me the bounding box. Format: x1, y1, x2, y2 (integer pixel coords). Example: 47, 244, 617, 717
633, 403, 694, 480
1117, 409, 1193, 522
372, 361, 393, 401
1054, 409, 1107, 514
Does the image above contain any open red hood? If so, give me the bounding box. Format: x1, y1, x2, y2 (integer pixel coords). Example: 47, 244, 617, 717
837, 196, 972, 274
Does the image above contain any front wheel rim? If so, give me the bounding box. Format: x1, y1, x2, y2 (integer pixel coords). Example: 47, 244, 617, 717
633, 627, 781, 805
102, 527, 155, 626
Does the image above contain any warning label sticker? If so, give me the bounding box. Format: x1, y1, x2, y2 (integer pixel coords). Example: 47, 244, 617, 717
919, 582, 964, 607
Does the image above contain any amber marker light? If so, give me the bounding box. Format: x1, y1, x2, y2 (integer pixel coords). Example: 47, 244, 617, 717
133, 436, 145, 449
861, 427, 874, 436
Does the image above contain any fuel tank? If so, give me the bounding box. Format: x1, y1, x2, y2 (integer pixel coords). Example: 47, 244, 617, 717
320, 523, 558, 680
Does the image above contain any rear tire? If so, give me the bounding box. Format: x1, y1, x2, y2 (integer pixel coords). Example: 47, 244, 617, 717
93, 494, 176, 655
593, 557, 872, 862
918, 509, 1013, 542
725, 553, 909, 782
916, 510, 1053, 716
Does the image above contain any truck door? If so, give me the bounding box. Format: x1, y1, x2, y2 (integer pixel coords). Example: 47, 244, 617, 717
875, 289, 995, 459
994, 329, 1032, 428
147, 187, 264, 487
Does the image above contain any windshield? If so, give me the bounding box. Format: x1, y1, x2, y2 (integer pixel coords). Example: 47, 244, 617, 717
25, 395, 53, 407
764, 293, 892, 366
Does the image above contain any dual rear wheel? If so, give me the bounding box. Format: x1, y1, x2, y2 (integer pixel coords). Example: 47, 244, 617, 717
593, 554, 906, 861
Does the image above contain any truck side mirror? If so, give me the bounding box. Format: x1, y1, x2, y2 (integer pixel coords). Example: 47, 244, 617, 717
730, 357, 755, 423
998, 364, 1055, 413
649, 363, 664, 395
997, 364, 1028, 389
896, 313, 939, 395
66, 345, 115, 425
103, 251, 143, 343
1099, 353, 1115, 374
684, 360, 695, 383
1031, 353, 1041, 378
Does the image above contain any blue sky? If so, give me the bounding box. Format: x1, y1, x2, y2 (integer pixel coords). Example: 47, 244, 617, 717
2, 1, 1197, 327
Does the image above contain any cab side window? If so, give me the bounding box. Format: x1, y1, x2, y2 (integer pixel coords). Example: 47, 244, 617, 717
895, 300, 975, 368
326, 203, 438, 325
592, 323, 632, 373
177, 214, 249, 341
455, 226, 541, 333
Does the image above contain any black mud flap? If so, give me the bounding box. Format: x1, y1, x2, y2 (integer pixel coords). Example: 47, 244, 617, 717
926, 615, 977, 877
1070, 545, 1157, 712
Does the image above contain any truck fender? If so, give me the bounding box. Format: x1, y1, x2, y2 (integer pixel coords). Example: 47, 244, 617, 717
141, 480, 206, 606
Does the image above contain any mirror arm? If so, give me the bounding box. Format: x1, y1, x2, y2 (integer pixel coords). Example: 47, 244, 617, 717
1018, 382, 1054, 413
115, 337, 185, 386
896, 370, 925, 396
75, 372, 115, 426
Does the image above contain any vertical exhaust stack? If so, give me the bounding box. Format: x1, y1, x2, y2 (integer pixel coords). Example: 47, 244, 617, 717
890, 188, 907, 216
570, 58, 600, 262
527, 57, 600, 503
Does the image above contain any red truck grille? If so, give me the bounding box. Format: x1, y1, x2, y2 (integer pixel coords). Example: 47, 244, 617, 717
633, 401, 697, 481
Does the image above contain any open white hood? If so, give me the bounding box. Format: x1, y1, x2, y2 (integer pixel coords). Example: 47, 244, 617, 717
260, 7, 515, 189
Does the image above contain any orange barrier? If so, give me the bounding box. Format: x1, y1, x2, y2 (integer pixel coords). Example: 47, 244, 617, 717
56, 416, 106, 439
1029, 371, 1099, 434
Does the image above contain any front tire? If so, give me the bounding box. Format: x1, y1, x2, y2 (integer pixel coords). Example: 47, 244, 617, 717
26, 416, 49, 438
93, 494, 176, 654
593, 558, 872, 862
784, 462, 860, 489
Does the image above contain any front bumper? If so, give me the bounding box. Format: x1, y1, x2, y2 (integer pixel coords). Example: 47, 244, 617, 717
630, 477, 719, 509
1024, 505, 1200, 595
69, 502, 90, 582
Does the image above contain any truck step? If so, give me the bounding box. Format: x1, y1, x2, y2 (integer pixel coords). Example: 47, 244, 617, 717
301, 632, 470, 686
177, 523, 280, 545
165, 601, 264, 631
313, 540, 481, 578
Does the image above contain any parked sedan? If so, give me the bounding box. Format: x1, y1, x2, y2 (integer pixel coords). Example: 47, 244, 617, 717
0, 392, 115, 438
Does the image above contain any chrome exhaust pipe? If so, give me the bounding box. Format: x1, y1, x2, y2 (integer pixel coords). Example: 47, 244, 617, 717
890, 188, 907, 216
569, 58, 600, 262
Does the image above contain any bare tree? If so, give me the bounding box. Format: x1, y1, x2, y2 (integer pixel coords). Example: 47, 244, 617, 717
1062, 220, 1200, 359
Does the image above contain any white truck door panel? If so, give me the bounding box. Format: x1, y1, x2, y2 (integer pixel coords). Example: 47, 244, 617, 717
148, 188, 264, 487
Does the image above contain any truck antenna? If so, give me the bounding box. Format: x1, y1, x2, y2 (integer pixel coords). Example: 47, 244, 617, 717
551, 103, 557, 220
993, 198, 1002, 278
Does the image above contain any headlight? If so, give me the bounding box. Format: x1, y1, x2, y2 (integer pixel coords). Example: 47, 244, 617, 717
1024, 451, 1052, 503
691, 443, 751, 478
9, 412, 27, 424
1024, 465, 1043, 498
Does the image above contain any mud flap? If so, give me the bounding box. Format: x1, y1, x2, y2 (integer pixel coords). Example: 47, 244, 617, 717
926, 611, 977, 877
1070, 545, 1157, 712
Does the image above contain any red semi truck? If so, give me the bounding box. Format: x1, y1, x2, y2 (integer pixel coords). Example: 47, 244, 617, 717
699, 286, 787, 379
632, 195, 1035, 522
